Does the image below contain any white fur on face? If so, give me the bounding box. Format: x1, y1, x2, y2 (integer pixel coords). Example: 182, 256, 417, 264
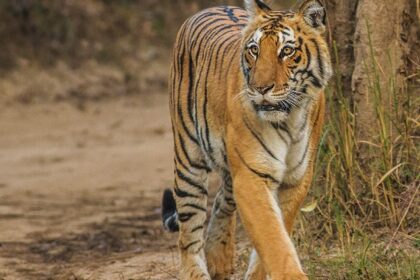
251, 29, 264, 45
277, 27, 295, 57
248, 26, 296, 61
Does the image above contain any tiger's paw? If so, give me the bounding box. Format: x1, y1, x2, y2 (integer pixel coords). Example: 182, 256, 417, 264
245, 264, 266, 280
205, 243, 235, 280
180, 270, 211, 280
180, 253, 211, 280
272, 272, 308, 280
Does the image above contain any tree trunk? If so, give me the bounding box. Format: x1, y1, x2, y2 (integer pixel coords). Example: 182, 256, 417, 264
325, 0, 419, 139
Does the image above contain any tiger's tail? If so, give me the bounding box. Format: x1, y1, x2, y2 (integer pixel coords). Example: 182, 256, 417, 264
161, 189, 179, 232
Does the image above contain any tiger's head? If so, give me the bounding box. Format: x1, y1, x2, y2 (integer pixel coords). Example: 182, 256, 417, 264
241, 0, 332, 121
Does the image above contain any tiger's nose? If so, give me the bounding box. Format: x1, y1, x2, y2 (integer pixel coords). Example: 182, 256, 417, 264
255, 84, 274, 95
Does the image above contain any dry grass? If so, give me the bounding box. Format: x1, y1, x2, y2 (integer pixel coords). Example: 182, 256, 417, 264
293, 29, 419, 279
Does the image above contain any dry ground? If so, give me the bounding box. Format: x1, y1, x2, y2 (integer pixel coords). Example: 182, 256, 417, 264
0, 94, 253, 280
0, 95, 178, 279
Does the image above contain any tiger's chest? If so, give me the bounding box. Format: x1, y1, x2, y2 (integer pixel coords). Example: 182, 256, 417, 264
202, 109, 312, 187
266, 122, 311, 187
282, 128, 311, 185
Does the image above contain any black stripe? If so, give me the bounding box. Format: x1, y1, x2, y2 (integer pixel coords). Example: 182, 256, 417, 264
203, 87, 212, 157
191, 13, 226, 39
173, 19, 189, 103
281, 30, 290, 37
219, 207, 234, 216
192, 18, 228, 60
191, 225, 204, 232
222, 140, 229, 166
174, 144, 194, 175
187, 53, 195, 124
234, 148, 281, 185
272, 122, 292, 141
177, 132, 211, 172
255, 0, 272, 12
305, 44, 312, 68
177, 34, 186, 96
181, 203, 207, 212
176, 169, 208, 195
271, 123, 288, 144
200, 24, 240, 64
182, 240, 200, 250
310, 38, 324, 79
243, 117, 279, 161
224, 183, 233, 193
289, 139, 310, 172
177, 81, 199, 145
307, 70, 322, 88
244, 52, 252, 65
296, 37, 303, 50
214, 34, 238, 74
174, 183, 199, 198
223, 6, 239, 23
189, 12, 225, 42
178, 212, 197, 222
225, 197, 236, 206
190, 11, 220, 26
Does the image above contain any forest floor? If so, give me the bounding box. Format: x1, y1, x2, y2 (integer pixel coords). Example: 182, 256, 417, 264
0, 95, 254, 280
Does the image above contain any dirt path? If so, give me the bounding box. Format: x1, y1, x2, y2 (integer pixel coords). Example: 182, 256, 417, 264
0, 94, 178, 279
0, 95, 251, 280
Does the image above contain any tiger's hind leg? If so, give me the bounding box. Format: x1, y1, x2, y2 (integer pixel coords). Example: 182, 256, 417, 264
205, 174, 237, 279
173, 156, 211, 279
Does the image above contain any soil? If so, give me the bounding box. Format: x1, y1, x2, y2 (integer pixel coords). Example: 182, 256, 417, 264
0, 95, 249, 280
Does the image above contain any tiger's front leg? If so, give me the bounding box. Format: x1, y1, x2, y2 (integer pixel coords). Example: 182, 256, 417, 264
245, 187, 312, 280
173, 161, 211, 280
231, 169, 307, 280
245, 167, 315, 280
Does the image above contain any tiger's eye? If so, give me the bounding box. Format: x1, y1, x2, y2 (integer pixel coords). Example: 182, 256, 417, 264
282, 46, 295, 57
249, 45, 259, 55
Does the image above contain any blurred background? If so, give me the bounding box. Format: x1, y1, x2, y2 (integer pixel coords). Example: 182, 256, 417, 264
0, 0, 292, 104
0, 1, 418, 279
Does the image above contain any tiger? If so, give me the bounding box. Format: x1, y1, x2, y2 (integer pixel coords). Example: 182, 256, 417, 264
161, 0, 332, 279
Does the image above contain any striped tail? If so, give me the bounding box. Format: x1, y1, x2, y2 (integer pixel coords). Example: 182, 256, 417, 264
161, 189, 179, 232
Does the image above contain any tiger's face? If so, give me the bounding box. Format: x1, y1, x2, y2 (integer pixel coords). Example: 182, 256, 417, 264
241, 0, 332, 121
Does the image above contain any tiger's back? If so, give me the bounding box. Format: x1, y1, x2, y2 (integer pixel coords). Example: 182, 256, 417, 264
169, 6, 248, 172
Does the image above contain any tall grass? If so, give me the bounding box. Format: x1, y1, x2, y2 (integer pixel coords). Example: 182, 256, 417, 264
297, 26, 419, 279
316, 29, 418, 235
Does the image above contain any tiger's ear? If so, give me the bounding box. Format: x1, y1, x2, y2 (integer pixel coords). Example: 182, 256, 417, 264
298, 0, 326, 33
244, 0, 271, 17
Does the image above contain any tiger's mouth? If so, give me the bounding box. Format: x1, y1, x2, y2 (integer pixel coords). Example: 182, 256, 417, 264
252, 101, 292, 113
